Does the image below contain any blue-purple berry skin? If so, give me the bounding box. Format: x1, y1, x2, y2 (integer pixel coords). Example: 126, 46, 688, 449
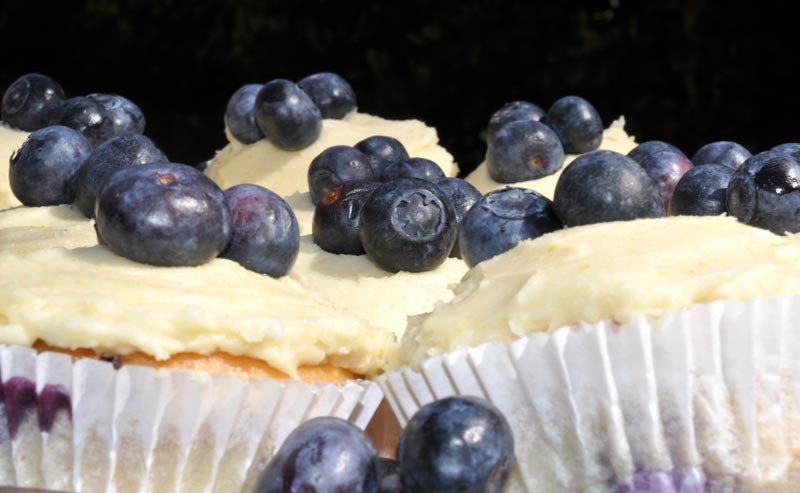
9, 126, 92, 206
354, 135, 409, 177
691, 141, 751, 169
434, 177, 482, 258
459, 187, 562, 267
74, 133, 168, 217
95, 162, 232, 266
627, 140, 685, 164
486, 119, 565, 183
297, 72, 357, 120
220, 184, 299, 277
397, 396, 514, 493
255, 79, 322, 150
668, 164, 734, 217
313, 182, 379, 255
380, 157, 445, 182
254, 417, 379, 493
2, 73, 66, 131
59, 96, 115, 147
553, 150, 664, 226
635, 149, 694, 211
487, 100, 545, 141
377, 458, 400, 493
771, 143, 800, 161
543, 95, 603, 154
87, 93, 145, 136
308, 145, 375, 205
727, 150, 800, 234
359, 178, 456, 272
224, 84, 264, 144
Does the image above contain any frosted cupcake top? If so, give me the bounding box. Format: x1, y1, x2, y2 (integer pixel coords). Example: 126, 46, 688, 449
398, 215, 800, 368
464, 117, 637, 199
206, 111, 458, 234
0, 205, 393, 377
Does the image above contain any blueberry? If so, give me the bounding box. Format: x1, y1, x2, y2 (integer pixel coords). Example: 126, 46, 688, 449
668, 164, 734, 216
485, 119, 565, 183
255, 79, 322, 150
312, 181, 380, 255
224, 84, 264, 144
543, 95, 603, 154
634, 149, 694, 210
220, 184, 299, 277
59, 96, 115, 147
459, 187, 562, 267
434, 177, 482, 258
627, 140, 685, 164
727, 150, 800, 234
86, 93, 145, 136
9, 126, 92, 206
1, 73, 65, 131
553, 150, 664, 226
691, 141, 751, 169
487, 100, 545, 141
380, 157, 445, 182
196, 159, 210, 172
354, 135, 410, 176
397, 396, 514, 493
359, 178, 456, 272
308, 145, 375, 205
771, 143, 800, 161
254, 417, 378, 493
377, 458, 400, 493
95, 162, 232, 266
74, 133, 168, 217
297, 72, 357, 119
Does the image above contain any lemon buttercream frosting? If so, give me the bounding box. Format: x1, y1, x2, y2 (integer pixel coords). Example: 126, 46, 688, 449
0, 123, 31, 210
399, 215, 800, 368
0, 205, 392, 377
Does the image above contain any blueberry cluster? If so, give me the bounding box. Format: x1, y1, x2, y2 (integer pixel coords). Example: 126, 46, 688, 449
2, 73, 145, 147
224, 72, 357, 150
254, 396, 514, 493
552, 136, 800, 236
6, 73, 299, 276
309, 137, 487, 271
309, 136, 572, 270
94, 163, 299, 275
485, 95, 603, 183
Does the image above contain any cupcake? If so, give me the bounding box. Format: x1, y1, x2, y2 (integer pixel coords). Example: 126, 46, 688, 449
378, 215, 800, 492
0, 203, 390, 492
206, 111, 458, 235
203, 77, 468, 338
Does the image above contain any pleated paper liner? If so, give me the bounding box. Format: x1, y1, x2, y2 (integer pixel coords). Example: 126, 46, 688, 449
0, 345, 383, 493
376, 295, 800, 493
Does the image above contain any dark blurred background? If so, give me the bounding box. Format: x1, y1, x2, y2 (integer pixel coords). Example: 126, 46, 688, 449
0, 1, 796, 175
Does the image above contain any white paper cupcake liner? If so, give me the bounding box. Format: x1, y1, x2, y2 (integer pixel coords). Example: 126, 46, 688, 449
376, 295, 800, 493
0, 344, 383, 493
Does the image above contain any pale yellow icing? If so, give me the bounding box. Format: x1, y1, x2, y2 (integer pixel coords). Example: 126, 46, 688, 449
290, 235, 468, 339
398, 216, 800, 368
0, 123, 30, 210
206, 112, 458, 234
0, 205, 392, 377
465, 117, 637, 199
